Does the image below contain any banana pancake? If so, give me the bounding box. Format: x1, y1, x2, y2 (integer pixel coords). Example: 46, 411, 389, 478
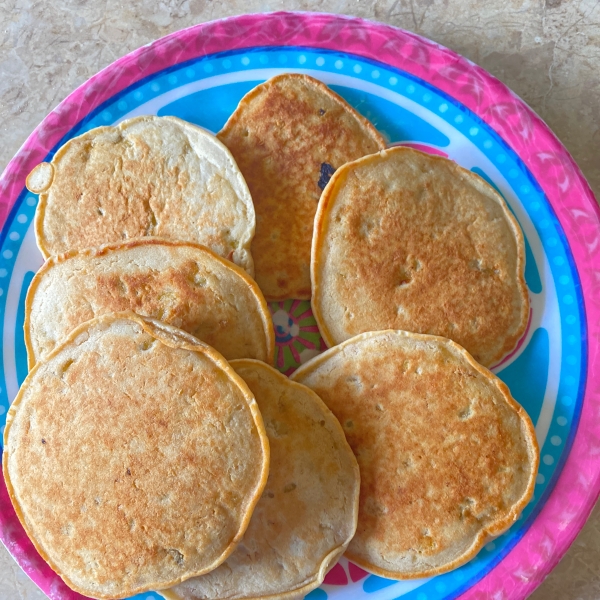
218, 73, 385, 300
25, 239, 274, 367
163, 359, 360, 600
312, 147, 529, 367
3, 314, 270, 598
27, 115, 255, 274
291, 330, 538, 579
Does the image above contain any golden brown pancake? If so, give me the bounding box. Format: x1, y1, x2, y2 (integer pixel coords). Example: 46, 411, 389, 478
28, 115, 255, 274
312, 147, 529, 366
24, 239, 274, 368
218, 73, 385, 300
162, 359, 360, 600
291, 330, 538, 579
3, 314, 270, 598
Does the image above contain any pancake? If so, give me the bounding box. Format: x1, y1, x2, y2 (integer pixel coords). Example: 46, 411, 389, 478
3, 314, 270, 598
218, 73, 386, 300
291, 330, 538, 579
24, 238, 274, 368
27, 115, 255, 274
162, 359, 360, 600
312, 147, 529, 367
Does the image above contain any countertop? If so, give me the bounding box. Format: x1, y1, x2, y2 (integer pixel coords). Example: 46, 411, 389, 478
0, 1, 599, 598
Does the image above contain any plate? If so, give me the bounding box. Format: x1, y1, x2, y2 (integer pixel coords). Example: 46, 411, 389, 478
0, 11, 598, 600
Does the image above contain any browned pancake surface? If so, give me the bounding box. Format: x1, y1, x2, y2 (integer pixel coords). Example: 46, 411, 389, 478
30, 116, 255, 273
291, 330, 538, 579
163, 360, 359, 600
312, 147, 529, 366
3, 314, 269, 598
218, 73, 385, 300
25, 239, 274, 367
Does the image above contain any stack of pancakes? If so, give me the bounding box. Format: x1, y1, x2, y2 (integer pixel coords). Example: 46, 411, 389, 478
3, 74, 538, 599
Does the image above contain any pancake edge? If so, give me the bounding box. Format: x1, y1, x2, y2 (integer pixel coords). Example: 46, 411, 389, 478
291, 329, 539, 579
160, 358, 361, 600
24, 237, 275, 370
3, 312, 271, 598
311, 147, 530, 367
32, 115, 256, 276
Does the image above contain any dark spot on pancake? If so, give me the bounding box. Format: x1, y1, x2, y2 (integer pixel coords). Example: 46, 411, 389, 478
167, 548, 184, 566
345, 420, 354, 429
126, 468, 131, 476
41, 438, 46, 444
319, 108, 326, 115
459, 407, 473, 420
284, 483, 297, 493
398, 269, 412, 286
318, 163, 336, 190
59, 359, 74, 379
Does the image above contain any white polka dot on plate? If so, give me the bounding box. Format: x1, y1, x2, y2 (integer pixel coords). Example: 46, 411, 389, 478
316, 56, 325, 66
353, 64, 362, 73
26, 196, 37, 206
557, 416, 567, 426
298, 55, 307, 64
335, 59, 343, 69
389, 76, 398, 85
0, 269, 7, 278
469, 127, 479, 136
241, 56, 250, 66
536, 474, 545, 485
151, 82, 160, 92
9, 232, 19, 241
550, 435, 562, 446
543, 455, 555, 466
3, 250, 13, 259
371, 69, 380, 79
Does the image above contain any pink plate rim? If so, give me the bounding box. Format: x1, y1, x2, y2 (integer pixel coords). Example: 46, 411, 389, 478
0, 11, 599, 600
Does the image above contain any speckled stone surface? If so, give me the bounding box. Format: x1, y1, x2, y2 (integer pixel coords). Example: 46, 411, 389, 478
0, 1, 599, 599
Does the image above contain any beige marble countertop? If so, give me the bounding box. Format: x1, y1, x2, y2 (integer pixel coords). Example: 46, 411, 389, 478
0, 1, 599, 598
